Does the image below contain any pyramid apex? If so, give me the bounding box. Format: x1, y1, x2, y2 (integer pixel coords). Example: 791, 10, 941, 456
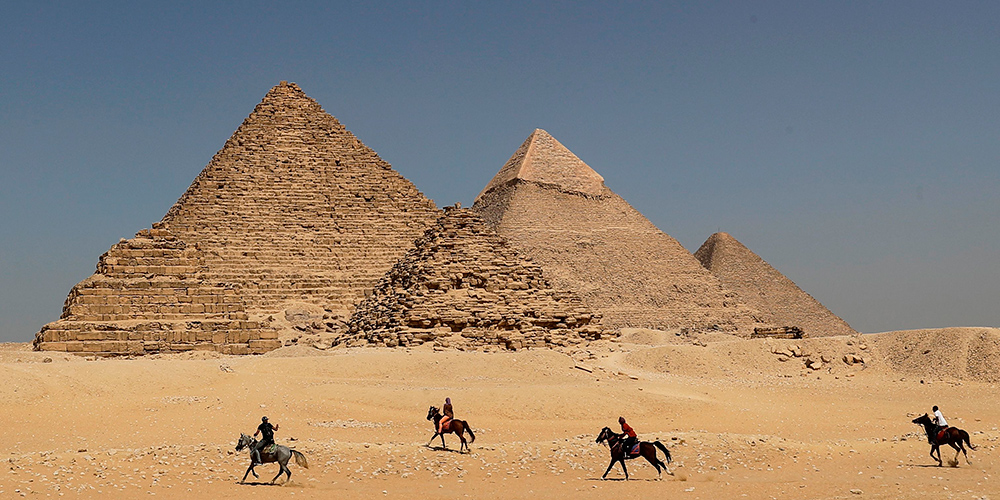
696, 232, 747, 270
476, 129, 605, 201
706, 231, 738, 245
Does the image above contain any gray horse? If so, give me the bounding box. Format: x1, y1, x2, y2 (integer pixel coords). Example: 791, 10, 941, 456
235, 433, 309, 484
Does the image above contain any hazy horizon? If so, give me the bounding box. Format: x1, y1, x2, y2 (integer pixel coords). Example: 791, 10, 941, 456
2, 1, 999, 341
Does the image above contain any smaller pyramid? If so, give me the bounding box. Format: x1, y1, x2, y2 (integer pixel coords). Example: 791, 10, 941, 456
341, 206, 605, 350
694, 232, 857, 337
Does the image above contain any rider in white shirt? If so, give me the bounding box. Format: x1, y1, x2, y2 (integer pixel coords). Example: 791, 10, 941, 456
932, 405, 948, 432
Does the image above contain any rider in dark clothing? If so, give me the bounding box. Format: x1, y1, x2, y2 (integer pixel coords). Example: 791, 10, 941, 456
252, 416, 279, 465
619, 416, 637, 455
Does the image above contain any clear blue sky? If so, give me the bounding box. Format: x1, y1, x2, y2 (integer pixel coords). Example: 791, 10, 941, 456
2, 1, 998, 341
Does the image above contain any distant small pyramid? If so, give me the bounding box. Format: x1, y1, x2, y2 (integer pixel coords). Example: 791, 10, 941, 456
341, 206, 605, 350
695, 232, 857, 337
474, 130, 767, 333
477, 129, 605, 199
36, 82, 440, 356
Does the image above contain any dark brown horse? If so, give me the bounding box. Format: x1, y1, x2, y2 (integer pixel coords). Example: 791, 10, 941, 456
426, 406, 476, 453
596, 426, 672, 480
912, 413, 976, 466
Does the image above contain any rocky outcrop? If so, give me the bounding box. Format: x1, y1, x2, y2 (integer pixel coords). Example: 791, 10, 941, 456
341, 206, 606, 350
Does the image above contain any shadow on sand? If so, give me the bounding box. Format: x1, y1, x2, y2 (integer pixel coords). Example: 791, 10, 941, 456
587, 476, 665, 482
426, 445, 469, 454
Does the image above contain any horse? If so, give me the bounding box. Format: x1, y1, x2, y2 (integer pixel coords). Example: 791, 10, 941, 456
596, 426, 672, 480
911, 414, 976, 466
235, 433, 309, 484
426, 406, 476, 453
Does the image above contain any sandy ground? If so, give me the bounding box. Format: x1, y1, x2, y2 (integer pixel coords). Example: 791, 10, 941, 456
2, 327, 998, 499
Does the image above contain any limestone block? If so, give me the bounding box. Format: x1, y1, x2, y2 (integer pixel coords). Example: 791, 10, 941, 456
38, 342, 67, 351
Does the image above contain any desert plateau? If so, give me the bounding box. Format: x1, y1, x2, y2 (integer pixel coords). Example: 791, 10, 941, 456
3, 327, 999, 499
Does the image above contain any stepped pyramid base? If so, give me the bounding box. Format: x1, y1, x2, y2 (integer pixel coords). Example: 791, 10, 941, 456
35, 319, 278, 356
35, 227, 277, 356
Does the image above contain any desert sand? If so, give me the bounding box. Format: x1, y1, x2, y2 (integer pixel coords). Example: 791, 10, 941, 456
3, 327, 998, 499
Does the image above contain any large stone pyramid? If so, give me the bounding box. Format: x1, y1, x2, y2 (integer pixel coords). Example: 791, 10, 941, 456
473, 129, 767, 333
342, 206, 604, 350
35, 82, 440, 355
694, 232, 857, 337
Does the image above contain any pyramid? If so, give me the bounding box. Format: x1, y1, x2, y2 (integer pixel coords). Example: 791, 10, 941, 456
35, 82, 440, 356
342, 206, 605, 350
473, 129, 768, 333
694, 232, 857, 337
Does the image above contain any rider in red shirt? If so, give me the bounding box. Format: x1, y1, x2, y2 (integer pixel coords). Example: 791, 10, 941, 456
619, 416, 637, 454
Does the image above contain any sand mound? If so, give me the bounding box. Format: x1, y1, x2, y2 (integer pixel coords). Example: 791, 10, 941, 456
617, 327, 1000, 383
622, 334, 872, 379
869, 327, 1000, 383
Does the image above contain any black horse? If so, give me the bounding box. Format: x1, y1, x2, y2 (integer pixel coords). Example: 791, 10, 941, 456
426, 406, 476, 453
596, 426, 672, 480
912, 414, 976, 466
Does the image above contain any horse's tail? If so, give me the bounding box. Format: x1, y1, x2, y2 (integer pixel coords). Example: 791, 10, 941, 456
653, 441, 672, 463
291, 450, 309, 469
464, 421, 476, 444
961, 430, 977, 451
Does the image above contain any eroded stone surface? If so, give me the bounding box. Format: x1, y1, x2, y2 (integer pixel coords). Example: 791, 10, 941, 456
341, 207, 606, 350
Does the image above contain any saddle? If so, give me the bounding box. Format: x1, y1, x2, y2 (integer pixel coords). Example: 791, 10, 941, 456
619, 442, 640, 456
440, 420, 452, 433
263, 443, 278, 454
936, 427, 950, 442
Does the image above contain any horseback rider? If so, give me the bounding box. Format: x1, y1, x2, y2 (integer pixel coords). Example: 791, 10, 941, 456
438, 397, 454, 434
619, 416, 637, 455
932, 405, 949, 437
252, 416, 279, 466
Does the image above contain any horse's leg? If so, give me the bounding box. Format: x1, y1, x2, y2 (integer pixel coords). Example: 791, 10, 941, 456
602, 458, 617, 479
271, 465, 284, 484
241, 463, 254, 483
620, 459, 629, 480
949, 442, 963, 466
458, 430, 468, 453
660, 457, 671, 477
931, 445, 942, 466
282, 456, 292, 483
643, 449, 661, 476
440, 433, 447, 449
428, 432, 439, 447
959, 434, 973, 464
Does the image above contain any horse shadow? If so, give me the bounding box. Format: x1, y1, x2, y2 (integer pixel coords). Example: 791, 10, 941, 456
587, 477, 663, 482
909, 462, 960, 469
426, 445, 467, 454
237, 481, 284, 487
